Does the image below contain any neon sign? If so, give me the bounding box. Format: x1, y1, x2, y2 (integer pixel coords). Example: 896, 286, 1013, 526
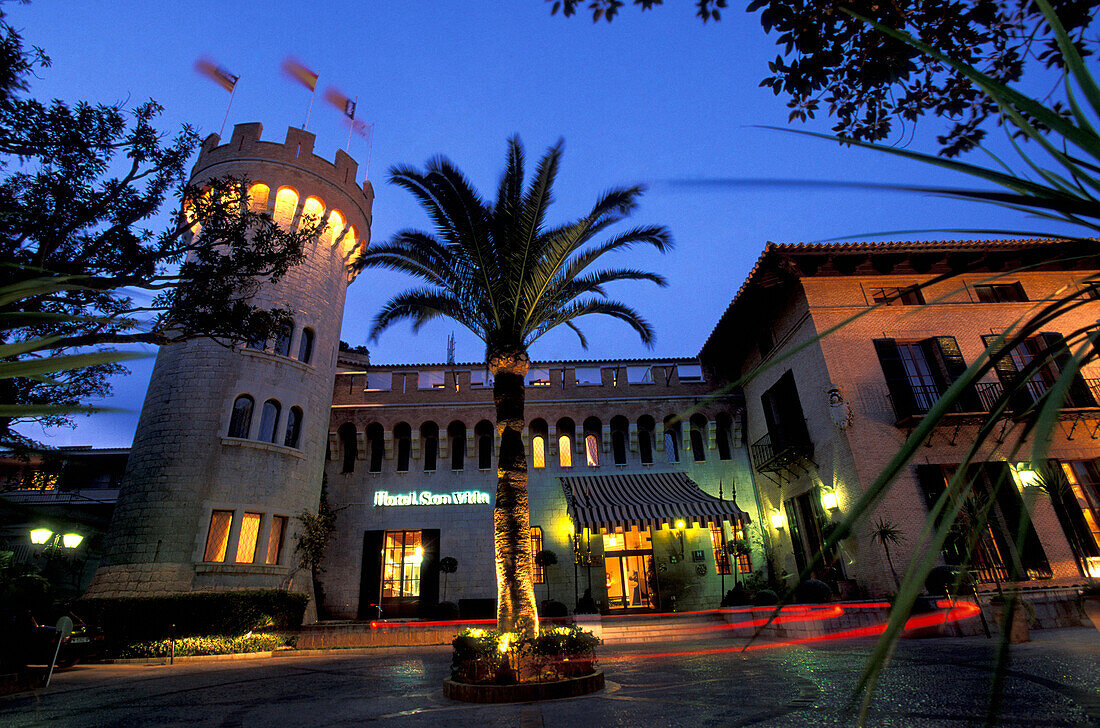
373, 490, 491, 507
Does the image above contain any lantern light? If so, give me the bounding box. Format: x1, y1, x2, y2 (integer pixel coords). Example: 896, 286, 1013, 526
821, 491, 840, 511
30, 528, 53, 545
674, 519, 686, 530
770, 512, 787, 530
62, 533, 84, 549
1015, 463, 1042, 489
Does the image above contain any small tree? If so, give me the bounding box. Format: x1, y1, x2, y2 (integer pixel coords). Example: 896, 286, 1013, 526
295, 479, 339, 619
534, 549, 558, 604
439, 556, 459, 602
870, 517, 904, 588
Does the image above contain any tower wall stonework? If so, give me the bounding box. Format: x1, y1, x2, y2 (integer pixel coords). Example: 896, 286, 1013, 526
86, 124, 373, 598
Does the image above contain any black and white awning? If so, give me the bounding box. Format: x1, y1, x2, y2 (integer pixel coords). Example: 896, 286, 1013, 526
560, 472, 749, 532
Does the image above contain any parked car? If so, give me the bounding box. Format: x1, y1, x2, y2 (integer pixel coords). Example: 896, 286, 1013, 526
25, 613, 105, 668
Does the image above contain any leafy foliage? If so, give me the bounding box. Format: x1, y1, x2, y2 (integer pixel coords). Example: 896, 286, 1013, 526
548, 0, 1098, 157
116, 632, 293, 659
0, 10, 316, 447
451, 625, 599, 684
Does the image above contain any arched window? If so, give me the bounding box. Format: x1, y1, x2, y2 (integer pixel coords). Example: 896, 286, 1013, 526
367, 422, 385, 473
610, 415, 629, 465
258, 399, 281, 443
421, 422, 439, 472
297, 327, 314, 363
690, 414, 708, 463
339, 423, 358, 473
324, 209, 344, 246
299, 196, 325, 232
394, 422, 412, 472
716, 413, 733, 461
448, 421, 466, 471
248, 183, 269, 213
476, 420, 494, 470
273, 322, 293, 357
530, 419, 548, 469
283, 406, 303, 448
557, 418, 575, 468
227, 395, 254, 438
273, 187, 299, 226
583, 417, 601, 467
339, 225, 359, 260
638, 415, 655, 464
558, 435, 572, 468
664, 416, 681, 463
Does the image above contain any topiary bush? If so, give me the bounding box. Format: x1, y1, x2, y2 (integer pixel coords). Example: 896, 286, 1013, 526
76, 589, 308, 652
752, 589, 779, 606
795, 579, 833, 604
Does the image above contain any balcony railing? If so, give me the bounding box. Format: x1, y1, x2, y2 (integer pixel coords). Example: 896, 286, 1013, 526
888, 377, 1100, 424
751, 432, 813, 474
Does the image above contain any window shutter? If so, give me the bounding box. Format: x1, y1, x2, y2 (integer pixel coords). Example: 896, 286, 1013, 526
873, 338, 917, 420
925, 336, 982, 411
981, 334, 1029, 412
358, 530, 386, 619
1039, 332, 1096, 407
783, 498, 807, 574
982, 463, 1052, 578
914, 464, 963, 565
418, 529, 441, 617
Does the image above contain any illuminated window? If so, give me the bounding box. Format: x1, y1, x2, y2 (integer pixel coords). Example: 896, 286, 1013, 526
382, 530, 423, 598
710, 523, 732, 575
227, 395, 254, 438
585, 434, 599, 467
273, 322, 293, 357
283, 406, 303, 449
338, 225, 359, 259
325, 209, 345, 246
203, 510, 233, 562
273, 187, 299, 226
558, 435, 572, 467
299, 196, 325, 232
297, 328, 314, 363
235, 512, 262, 563
23, 471, 59, 491
258, 399, 281, 443
532, 436, 545, 468
266, 516, 287, 565
530, 526, 544, 584
248, 183, 269, 213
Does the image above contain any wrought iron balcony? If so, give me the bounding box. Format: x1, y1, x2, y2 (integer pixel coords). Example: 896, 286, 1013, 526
751, 431, 813, 475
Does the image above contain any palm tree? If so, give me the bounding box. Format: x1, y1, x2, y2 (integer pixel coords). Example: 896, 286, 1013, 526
869, 518, 903, 588
357, 138, 672, 636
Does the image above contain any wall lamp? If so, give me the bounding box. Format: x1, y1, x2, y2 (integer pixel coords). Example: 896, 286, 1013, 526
770, 511, 787, 530
821, 490, 840, 511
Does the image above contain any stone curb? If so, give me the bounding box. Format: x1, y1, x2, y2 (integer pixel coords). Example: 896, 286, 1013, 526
443, 669, 605, 703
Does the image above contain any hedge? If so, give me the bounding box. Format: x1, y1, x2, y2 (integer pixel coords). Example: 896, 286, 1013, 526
117, 632, 294, 658
76, 589, 308, 650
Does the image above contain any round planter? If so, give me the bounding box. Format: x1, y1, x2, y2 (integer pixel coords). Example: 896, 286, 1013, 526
443, 669, 605, 703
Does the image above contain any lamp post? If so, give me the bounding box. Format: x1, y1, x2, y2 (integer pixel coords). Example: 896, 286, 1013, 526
30, 528, 83, 554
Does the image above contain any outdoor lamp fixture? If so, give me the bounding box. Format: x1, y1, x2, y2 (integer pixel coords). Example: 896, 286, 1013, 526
62, 533, 84, 549
29, 528, 83, 550
1015, 463, 1043, 489
30, 528, 53, 545
674, 519, 686, 531
770, 511, 787, 530
821, 490, 840, 511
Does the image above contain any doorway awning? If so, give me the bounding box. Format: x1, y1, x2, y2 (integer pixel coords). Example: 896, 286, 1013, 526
560, 472, 749, 532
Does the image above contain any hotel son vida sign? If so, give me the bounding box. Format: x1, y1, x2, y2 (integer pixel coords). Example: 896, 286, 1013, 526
372, 489, 492, 507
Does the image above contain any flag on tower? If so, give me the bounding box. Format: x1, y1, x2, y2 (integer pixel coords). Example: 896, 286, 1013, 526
324, 87, 356, 119
282, 58, 319, 91
195, 58, 238, 93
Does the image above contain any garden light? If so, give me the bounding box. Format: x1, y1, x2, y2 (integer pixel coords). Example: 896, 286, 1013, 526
30, 528, 53, 545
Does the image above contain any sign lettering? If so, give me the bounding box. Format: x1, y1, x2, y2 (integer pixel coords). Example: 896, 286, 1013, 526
373, 490, 491, 507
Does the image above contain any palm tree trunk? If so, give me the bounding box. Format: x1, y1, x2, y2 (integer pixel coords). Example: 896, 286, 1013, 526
490, 350, 539, 638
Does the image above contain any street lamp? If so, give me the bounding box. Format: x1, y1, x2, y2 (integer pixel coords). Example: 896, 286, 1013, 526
28, 528, 83, 551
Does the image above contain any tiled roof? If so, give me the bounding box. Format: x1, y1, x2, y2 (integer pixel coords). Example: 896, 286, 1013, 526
343, 356, 701, 370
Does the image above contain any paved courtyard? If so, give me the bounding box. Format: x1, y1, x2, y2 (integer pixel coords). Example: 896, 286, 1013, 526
2, 627, 1098, 727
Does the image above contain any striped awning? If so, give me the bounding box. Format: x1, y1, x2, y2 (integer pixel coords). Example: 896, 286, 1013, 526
560, 472, 750, 532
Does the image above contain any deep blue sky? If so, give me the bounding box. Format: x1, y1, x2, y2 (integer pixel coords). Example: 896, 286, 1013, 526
9, 2, 1075, 448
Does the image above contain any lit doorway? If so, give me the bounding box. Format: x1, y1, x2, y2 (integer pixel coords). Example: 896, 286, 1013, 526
604, 528, 656, 611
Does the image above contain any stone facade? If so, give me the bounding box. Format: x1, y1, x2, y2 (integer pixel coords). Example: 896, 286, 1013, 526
85, 124, 373, 598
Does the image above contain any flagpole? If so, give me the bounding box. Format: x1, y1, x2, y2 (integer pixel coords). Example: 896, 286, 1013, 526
346, 96, 358, 152
304, 85, 316, 131
365, 123, 375, 179
219, 84, 236, 139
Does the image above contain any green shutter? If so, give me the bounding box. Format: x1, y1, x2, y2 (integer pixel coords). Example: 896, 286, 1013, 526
874, 338, 917, 420
1039, 332, 1096, 407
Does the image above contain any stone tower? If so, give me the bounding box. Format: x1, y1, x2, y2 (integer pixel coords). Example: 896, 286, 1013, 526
86, 123, 372, 598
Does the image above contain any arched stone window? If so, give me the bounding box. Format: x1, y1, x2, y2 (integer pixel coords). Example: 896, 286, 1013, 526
556, 418, 575, 468
421, 421, 439, 472
664, 415, 681, 463
325, 209, 345, 246
448, 421, 466, 471
690, 413, 708, 463
297, 327, 314, 363
248, 183, 269, 213
299, 196, 325, 232
284, 406, 303, 448
227, 395, 254, 438
638, 415, 656, 464
258, 399, 281, 443
610, 415, 629, 465
273, 187, 299, 226
395, 422, 412, 472
716, 412, 734, 461
530, 418, 548, 469
367, 422, 385, 473
273, 321, 293, 357
583, 416, 601, 467
475, 420, 494, 470
338, 423, 358, 474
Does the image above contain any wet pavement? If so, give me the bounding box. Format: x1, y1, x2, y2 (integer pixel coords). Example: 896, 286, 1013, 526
2, 627, 1097, 727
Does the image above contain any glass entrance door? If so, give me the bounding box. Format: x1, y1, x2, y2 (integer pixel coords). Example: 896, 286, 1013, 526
380, 530, 423, 617
604, 527, 655, 611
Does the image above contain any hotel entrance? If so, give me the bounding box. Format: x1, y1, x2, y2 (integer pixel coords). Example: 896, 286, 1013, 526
604, 528, 656, 611
359, 528, 439, 619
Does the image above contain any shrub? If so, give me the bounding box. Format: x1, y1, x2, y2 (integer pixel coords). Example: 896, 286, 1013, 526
76, 590, 308, 650
117, 632, 292, 658
721, 585, 751, 607
433, 601, 460, 620
753, 589, 779, 606
540, 600, 568, 618
795, 579, 833, 604
451, 625, 599, 685
925, 566, 975, 597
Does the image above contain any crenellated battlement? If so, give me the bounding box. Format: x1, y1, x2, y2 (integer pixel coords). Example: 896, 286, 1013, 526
191, 123, 374, 216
